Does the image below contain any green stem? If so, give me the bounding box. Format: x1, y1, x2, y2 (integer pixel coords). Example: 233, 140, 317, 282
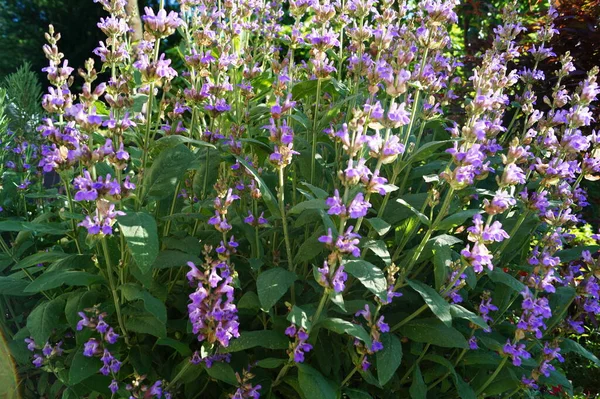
61, 175, 82, 254
101, 238, 129, 345
399, 343, 430, 385
310, 78, 322, 185
163, 181, 181, 238
278, 167, 295, 302
391, 303, 428, 332
311, 290, 330, 332
138, 82, 156, 208
494, 210, 529, 257
201, 147, 210, 199
476, 356, 508, 396
398, 188, 454, 284
166, 359, 192, 391
340, 362, 360, 387
272, 362, 292, 387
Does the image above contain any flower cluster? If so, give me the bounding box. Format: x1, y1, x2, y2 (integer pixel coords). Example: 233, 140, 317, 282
284, 324, 313, 363
353, 305, 390, 370
77, 308, 121, 394
24, 337, 63, 368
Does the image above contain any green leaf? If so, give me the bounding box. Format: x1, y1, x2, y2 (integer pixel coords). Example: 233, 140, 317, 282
154, 135, 216, 150
0, 221, 68, 235
362, 240, 391, 266
120, 284, 167, 324
398, 318, 467, 348
117, 211, 159, 274
366, 218, 391, 236
450, 305, 489, 330
555, 245, 600, 263
256, 358, 286, 369
344, 388, 372, 399
485, 269, 525, 293
69, 350, 101, 385
156, 338, 192, 356
395, 198, 430, 226
287, 305, 312, 331
219, 330, 289, 353
376, 333, 402, 386
257, 268, 297, 310
0, 329, 19, 398
294, 229, 325, 263
0, 276, 30, 296
24, 271, 105, 293
319, 318, 372, 347
289, 199, 327, 215
234, 155, 280, 218
433, 244, 451, 290
12, 251, 70, 270
205, 361, 237, 385
425, 354, 476, 399
343, 260, 387, 302
547, 286, 576, 331
152, 250, 201, 269
407, 280, 452, 327
297, 363, 337, 399
124, 310, 167, 338
26, 298, 65, 345
561, 338, 600, 366
144, 144, 194, 200
408, 139, 456, 163
409, 365, 426, 399
436, 209, 481, 231
65, 291, 99, 329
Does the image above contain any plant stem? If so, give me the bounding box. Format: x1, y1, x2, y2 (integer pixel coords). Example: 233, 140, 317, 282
397, 187, 454, 284
138, 82, 156, 208
476, 356, 507, 396
340, 362, 360, 387
166, 359, 192, 391
278, 167, 295, 302
61, 175, 82, 254
272, 362, 292, 387
391, 303, 428, 332
399, 343, 430, 385
310, 78, 322, 185
493, 210, 529, 257
101, 238, 129, 345
311, 290, 329, 332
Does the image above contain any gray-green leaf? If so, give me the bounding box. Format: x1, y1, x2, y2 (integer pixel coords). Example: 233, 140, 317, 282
257, 267, 297, 310
376, 333, 402, 386
343, 260, 387, 302
407, 279, 452, 327
117, 211, 159, 274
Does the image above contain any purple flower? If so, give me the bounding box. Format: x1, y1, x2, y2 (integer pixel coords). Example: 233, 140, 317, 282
32, 354, 44, 368
286, 324, 313, 363
503, 340, 531, 366
109, 380, 119, 394
187, 259, 240, 348
142, 7, 182, 38
105, 328, 119, 344
77, 312, 91, 331
42, 342, 53, 357
83, 338, 100, 357
149, 380, 162, 397
25, 338, 36, 352
468, 337, 479, 350
326, 189, 346, 216
347, 192, 371, 219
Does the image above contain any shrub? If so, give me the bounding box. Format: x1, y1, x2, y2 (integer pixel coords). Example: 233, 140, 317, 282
1, 0, 600, 398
